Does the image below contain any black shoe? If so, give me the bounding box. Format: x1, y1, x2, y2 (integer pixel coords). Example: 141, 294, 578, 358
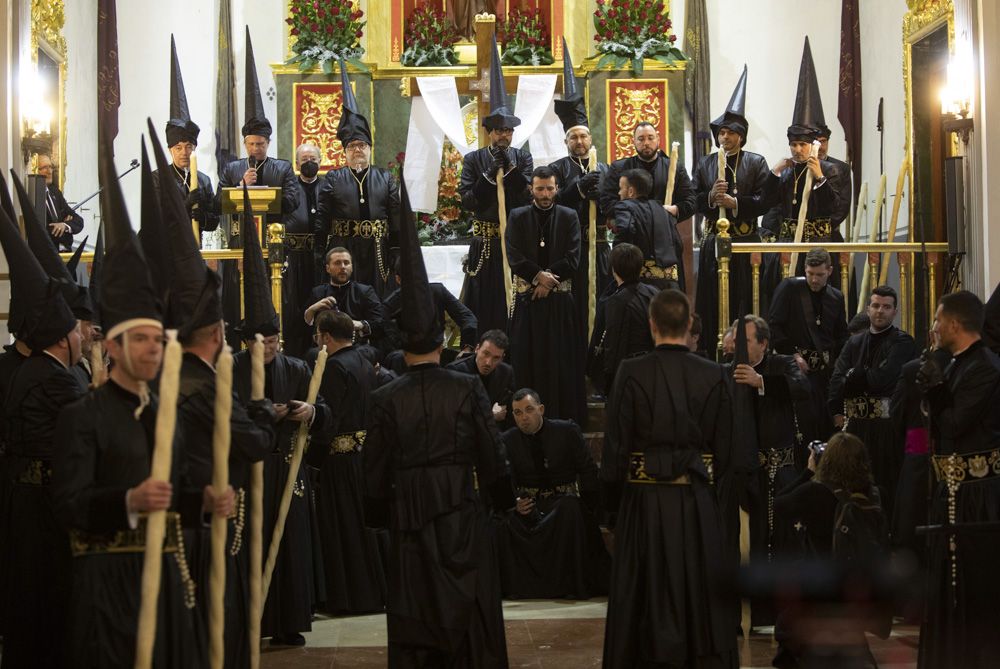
271, 633, 306, 647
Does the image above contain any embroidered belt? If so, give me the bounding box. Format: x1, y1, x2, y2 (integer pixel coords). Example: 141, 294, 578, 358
70, 512, 180, 557
519, 482, 580, 499
285, 233, 314, 251
330, 430, 366, 455
845, 395, 891, 420
932, 448, 1000, 484
758, 447, 795, 470
514, 277, 573, 294
12, 458, 51, 486
331, 219, 387, 239
796, 347, 832, 372
639, 261, 678, 281
471, 221, 499, 238
627, 452, 715, 485
710, 220, 756, 237
780, 218, 832, 242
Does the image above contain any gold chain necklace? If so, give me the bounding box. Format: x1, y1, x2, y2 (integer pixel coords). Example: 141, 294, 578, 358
791, 164, 808, 206
724, 150, 741, 195
351, 167, 368, 204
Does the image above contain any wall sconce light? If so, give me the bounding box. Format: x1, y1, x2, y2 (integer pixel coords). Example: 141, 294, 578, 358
940, 54, 974, 144
20, 69, 53, 164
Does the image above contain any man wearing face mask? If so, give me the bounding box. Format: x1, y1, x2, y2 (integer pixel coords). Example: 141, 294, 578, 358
281, 143, 324, 356
315, 60, 401, 299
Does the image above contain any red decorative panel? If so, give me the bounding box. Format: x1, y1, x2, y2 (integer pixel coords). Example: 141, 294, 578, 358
605, 79, 669, 163
292, 82, 348, 172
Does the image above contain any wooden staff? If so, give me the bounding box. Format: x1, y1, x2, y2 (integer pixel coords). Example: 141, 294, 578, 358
587, 146, 598, 339
190, 153, 201, 247
209, 345, 234, 669
715, 145, 727, 221
248, 335, 264, 669
878, 155, 910, 286
497, 169, 512, 312
788, 141, 821, 273
665, 141, 680, 205
846, 181, 868, 283
90, 340, 107, 388
134, 330, 182, 669
261, 345, 328, 601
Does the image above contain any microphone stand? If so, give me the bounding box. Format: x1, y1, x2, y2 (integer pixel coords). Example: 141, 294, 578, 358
69, 158, 140, 212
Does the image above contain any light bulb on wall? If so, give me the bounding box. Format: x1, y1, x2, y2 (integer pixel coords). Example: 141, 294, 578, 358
940, 51, 975, 144
20, 67, 54, 164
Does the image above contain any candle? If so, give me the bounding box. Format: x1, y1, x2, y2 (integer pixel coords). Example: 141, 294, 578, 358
208, 345, 233, 669
247, 335, 264, 669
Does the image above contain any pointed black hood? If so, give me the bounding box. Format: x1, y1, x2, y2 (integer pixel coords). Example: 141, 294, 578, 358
89, 223, 104, 328
240, 182, 278, 337
711, 65, 749, 146
98, 131, 162, 340
0, 171, 24, 335
397, 177, 441, 354
10, 171, 94, 322
166, 35, 200, 147
553, 38, 588, 134
482, 34, 520, 130
138, 139, 175, 311
788, 37, 826, 142
336, 58, 372, 147
241, 27, 272, 139
65, 235, 87, 277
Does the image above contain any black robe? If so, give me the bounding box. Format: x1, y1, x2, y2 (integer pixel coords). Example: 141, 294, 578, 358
610, 198, 684, 291
43, 183, 85, 251
497, 418, 609, 599
232, 351, 330, 638
1, 353, 86, 667
0, 344, 26, 636
446, 355, 516, 431
314, 166, 400, 297
601, 345, 737, 668
505, 203, 586, 425
823, 154, 853, 230
363, 364, 509, 668
459, 145, 534, 335
692, 149, 772, 342
550, 154, 612, 344
175, 352, 275, 669
283, 176, 323, 357
306, 345, 386, 615
382, 282, 478, 353
218, 157, 302, 347
152, 167, 221, 233
599, 280, 657, 395
829, 326, 917, 516
768, 277, 849, 444
52, 380, 205, 668
306, 280, 387, 351
919, 340, 1000, 669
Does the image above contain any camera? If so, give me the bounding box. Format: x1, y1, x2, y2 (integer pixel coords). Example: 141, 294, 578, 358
808, 440, 826, 464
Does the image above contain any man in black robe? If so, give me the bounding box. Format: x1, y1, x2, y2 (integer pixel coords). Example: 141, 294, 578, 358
314, 60, 400, 298
447, 329, 516, 429
152, 37, 220, 238
602, 289, 737, 667
693, 66, 773, 342
505, 165, 586, 425
304, 246, 387, 350
917, 290, 1000, 669
549, 41, 611, 344
308, 309, 386, 615
598, 242, 657, 395
768, 248, 849, 445
363, 178, 509, 667
459, 37, 533, 335
36, 153, 84, 251
497, 388, 609, 599
231, 196, 330, 647
829, 285, 916, 516
218, 28, 301, 347
816, 124, 853, 236
611, 168, 682, 290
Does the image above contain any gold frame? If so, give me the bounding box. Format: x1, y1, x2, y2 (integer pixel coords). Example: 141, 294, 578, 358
604, 77, 670, 164
902, 0, 954, 241
30, 0, 67, 187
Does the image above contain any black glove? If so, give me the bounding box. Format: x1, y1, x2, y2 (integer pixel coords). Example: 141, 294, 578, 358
246, 398, 277, 425
843, 367, 867, 393
916, 349, 951, 391
578, 171, 601, 196
487, 156, 505, 179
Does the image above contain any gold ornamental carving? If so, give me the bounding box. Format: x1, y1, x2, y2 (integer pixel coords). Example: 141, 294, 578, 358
607, 81, 666, 162
31, 0, 66, 58
293, 83, 350, 171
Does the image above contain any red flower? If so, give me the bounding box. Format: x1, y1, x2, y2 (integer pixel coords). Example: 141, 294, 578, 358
316, 8, 325, 18
594, 33, 600, 41
337, 18, 346, 28
608, 8, 617, 18
286, 17, 294, 24
355, 29, 363, 38
310, 22, 319, 31
330, 4, 339, 15
353, 9, 363, 19
325, 24, 333, 34
669, 34, 677, 43
291, 27, 300, 36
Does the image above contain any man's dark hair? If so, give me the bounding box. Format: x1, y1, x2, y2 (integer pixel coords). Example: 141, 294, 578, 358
690, 312, 703, 337
325, 246, 352, 264
621, 168, 652, 198
633, 121, 657, 136
512, 387, 541, 405
805, 248, 832, 268
315, 309, 354, 341
649, 288, 690, 338
531, 165, 558, 184
939, 290, 985, 333
610, 242, 643, 283
871, 285, 898, 308
847, 313, 870, 335
478, 329, 509, 350
744, 315, 770, 344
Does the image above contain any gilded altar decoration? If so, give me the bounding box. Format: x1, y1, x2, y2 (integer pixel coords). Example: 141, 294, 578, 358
292, 83, 349, 171
606, 79, 668, 162
285, 0, 365, 73
592, 0, 684, 75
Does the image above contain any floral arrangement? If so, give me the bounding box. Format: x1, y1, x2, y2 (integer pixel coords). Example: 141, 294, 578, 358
389, 146, 472, 245
592, 0, 684, 75
285, 0, 366, 73
401, 4, 461, 67
498, 8, 554, 67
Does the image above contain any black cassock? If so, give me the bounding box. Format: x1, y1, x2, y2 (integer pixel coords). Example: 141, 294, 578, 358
919, 341, 1000, 669
306, 280, 388, 350
382, 282, 478, 358
550, 154, 612, 345
232, 351, 331, 638
283, 176, 323, 357
610, 198, 683, 291
768, 277, 848, 445
315, 166, 400, 297
52, 381, 205, 668
446, 355, 516, 432
505, 203, 586, 425
598, 280, 657, 395
152, 166, 221, 234
176, 352, 275, 669
829, 326, 916, 516
459, 146, 533, 335
306, 345, 386, 615
823, 154, 853, 231
602, 345, 738, 668
0, 343, 27, 635
364, 364, 509, 668
1, 354, 85, 667
692, 149, 772, 342
497, 418, 609, 599
218, 158, 302, 347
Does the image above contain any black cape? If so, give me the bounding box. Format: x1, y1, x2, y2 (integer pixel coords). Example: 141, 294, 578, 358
610, 198, 683, 291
